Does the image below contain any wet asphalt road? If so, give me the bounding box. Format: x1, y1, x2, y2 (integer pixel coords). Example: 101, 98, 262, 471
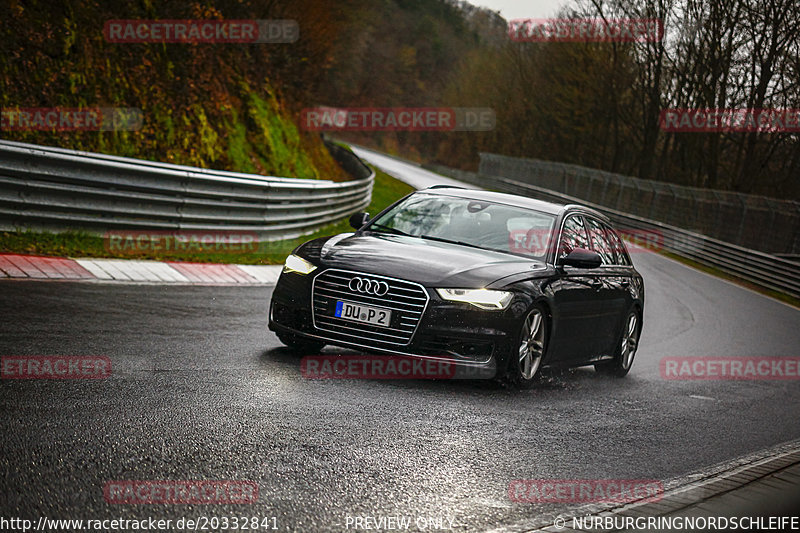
2, 245, 800, 532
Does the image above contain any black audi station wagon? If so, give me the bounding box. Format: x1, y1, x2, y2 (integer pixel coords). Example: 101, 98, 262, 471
269, 186, 644, 386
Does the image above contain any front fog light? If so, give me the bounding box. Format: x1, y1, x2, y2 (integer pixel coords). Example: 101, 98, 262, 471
283, 254, 317, 275
436, 288, 513, 310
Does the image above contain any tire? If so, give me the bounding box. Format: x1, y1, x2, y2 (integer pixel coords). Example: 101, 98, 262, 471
505, 305, 548, 388
595, 309, 640, 377
276, 332, 325, 354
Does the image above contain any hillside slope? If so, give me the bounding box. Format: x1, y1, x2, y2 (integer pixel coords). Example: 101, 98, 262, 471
0, 0, 348, 180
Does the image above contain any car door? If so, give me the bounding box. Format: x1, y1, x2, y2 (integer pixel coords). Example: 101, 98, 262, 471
585, 217, 631, 356
548, 214, 607, 364
604, 224, 640, 353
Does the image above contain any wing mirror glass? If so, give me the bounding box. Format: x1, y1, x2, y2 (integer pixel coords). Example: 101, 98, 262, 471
558, 248, 602, 269
349, 212, 370, 230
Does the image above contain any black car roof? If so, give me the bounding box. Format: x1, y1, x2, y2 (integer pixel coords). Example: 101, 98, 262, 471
418, 186, 609, 221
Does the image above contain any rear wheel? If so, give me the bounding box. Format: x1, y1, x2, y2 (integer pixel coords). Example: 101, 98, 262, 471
276, 332, 325, 354
506, 305, 547, 388
595, 310, 640, 377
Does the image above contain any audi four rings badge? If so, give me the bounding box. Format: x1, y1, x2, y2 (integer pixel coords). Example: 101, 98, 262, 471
349, 277, 390, 296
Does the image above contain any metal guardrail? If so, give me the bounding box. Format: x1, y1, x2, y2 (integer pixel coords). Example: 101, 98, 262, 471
425, 163, 800, 299
478, 152, 800, 255
0, 139, 374, 241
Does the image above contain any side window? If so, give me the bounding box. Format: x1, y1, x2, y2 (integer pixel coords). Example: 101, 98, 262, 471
559, 215, 589, 256
606, 226, 632, 266
586, 218, 615, 265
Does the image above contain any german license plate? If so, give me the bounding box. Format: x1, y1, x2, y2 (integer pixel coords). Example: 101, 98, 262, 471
335, 300, 392, 327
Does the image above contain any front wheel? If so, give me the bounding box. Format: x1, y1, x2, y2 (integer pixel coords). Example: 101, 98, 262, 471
595, 310, 640, 377
276, 332, 325, 354
505, 305, 548, 388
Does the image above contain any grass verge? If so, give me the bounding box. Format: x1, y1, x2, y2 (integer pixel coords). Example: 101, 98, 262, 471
0, 169, 414, 265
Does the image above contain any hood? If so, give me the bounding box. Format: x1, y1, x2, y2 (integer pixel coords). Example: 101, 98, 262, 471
305, 232, 545, 287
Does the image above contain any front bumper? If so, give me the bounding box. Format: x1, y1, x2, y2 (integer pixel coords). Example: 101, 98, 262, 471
268, 269, 523, 379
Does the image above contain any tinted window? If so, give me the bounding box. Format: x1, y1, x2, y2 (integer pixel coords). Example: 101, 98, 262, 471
606, 226, 632, 266
586, 218, 615, 265
559, 215, 589, 256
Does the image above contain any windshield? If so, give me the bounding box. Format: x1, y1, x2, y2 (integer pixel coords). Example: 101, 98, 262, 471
367, 193, 556, 260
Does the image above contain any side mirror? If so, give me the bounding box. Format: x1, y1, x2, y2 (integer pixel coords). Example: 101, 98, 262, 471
349, 212, 370, 230
558, 248, 602, 269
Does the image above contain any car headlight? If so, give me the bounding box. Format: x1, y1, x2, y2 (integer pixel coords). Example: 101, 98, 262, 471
436, 288, 513, 310
283, 254, 317, 275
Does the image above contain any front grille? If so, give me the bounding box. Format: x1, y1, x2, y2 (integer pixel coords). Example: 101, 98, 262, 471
311, 269, 429, 346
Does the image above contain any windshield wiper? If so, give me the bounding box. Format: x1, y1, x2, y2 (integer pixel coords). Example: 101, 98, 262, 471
417, 234, 495, 252
366, 223, 412, 237
367, 226, 498, 254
